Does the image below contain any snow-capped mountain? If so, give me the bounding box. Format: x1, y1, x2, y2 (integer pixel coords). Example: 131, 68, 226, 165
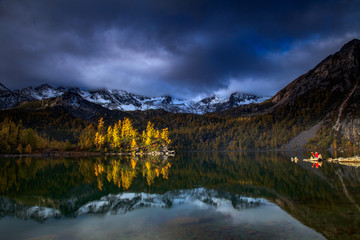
1, 83, 268, 114
194, 92, 267, 113
15, 84, 65, 100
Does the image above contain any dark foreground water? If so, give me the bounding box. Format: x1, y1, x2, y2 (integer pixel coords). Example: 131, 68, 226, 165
0, 151, 359, 239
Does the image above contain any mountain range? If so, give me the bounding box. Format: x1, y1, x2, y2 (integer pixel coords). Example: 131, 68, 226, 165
0, 82, 267, 114
1, 39, 360, 149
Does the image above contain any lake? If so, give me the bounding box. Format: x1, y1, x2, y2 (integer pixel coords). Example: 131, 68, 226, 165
0, 151, 359, 239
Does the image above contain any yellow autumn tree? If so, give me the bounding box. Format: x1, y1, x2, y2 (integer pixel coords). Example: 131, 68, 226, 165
95, 118, 106, 150
94, 132, 105, 150
130, 138, 137, 151
108, 120, 120, 150
97, 117, 105, 134
144, 121, 155, 147
106, 126, 113, 145
155, 130, 160, 140
120, 118, 138, 150
161, 128, 171, 145
121, 118, 137, 139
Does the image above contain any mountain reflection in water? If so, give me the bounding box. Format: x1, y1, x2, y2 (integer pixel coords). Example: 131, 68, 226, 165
0, 152, 359, 239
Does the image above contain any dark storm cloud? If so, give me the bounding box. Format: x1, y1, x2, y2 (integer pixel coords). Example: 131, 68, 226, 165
0, 0, 359, 98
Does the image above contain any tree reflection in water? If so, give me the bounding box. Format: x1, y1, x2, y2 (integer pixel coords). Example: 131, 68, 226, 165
0, 155, 173, 195
91, 156, 171, 191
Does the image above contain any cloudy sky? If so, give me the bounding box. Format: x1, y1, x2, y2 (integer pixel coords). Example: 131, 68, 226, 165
0, 0, 359, 99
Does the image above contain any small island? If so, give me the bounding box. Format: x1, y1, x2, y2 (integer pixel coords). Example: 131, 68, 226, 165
0, 117, 174, 157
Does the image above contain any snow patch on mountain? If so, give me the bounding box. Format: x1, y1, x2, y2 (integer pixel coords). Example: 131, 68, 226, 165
36, 84, 65, 98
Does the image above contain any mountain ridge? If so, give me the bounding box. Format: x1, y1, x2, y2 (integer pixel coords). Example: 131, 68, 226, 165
271, 38, 360, 109
0, 83, 267, 114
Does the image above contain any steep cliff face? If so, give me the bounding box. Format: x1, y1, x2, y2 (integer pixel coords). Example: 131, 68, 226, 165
321, 40, 360, 145
339, 115, 360, 145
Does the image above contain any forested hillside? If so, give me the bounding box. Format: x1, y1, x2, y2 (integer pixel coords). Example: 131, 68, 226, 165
0, 106, 356, 153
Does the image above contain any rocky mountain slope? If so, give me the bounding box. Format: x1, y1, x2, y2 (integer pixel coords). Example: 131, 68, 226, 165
223, 39, 360, 146
0, 83, 30, 109
0, 83, 267, 114
270, 39, 360, 110
271, 39, 360, 145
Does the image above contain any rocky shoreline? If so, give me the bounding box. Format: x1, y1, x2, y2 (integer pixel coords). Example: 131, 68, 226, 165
303, 155, 360, 162
302, 155, 360, 167
326, 156, 360, 162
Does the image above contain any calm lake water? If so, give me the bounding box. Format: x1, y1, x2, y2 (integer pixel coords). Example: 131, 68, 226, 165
0, 151, 359, 239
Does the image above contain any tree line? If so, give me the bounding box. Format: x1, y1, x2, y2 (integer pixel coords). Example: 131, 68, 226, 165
0, 118, 69, 154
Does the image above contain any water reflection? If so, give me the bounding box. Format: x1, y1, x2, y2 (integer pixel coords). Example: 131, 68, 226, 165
0, 191, 325, 240
0, 152, 359, 239
94, 156, 171, 190
0, 155, 172, 195
92, 157, 171, 190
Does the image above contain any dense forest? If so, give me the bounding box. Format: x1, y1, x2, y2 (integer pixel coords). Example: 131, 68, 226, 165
0, 118, 70, 154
